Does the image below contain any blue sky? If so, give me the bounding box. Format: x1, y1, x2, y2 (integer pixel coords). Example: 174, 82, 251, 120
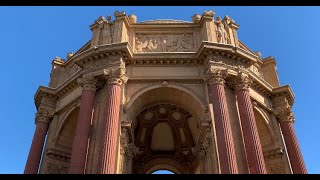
0, 6, 319, 174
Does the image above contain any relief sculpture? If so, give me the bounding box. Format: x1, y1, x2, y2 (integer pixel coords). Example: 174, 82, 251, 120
135, 34, 194, 52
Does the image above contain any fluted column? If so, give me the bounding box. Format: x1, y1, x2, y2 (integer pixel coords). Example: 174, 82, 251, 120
68, 74, 97, 174
273, 96, 307, 174
207, 68, 238, 174
24, 107, 54, 174
234, 71, 267, 174
98, 64, 128, 174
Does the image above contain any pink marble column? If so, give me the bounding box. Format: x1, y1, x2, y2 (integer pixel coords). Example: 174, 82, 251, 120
235, 72, 267, 174
69, 75, 97, 174
98, 67, 127, 174
277, 109, 307, 174
24, 108, 54, 174
207, 69, 238, 174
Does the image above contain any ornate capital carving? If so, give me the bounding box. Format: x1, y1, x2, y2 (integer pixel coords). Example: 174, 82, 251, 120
103, 61, 128, 86
275, 107, 295, 123
233, 71, 252, 91
272, 95, 294, 123
35, 106, 55, 124
120, 128, 141, 160
192, 137, 211, 159
78, 74, 98, 92
205, 67, 227, 85
272, 95, 290, 109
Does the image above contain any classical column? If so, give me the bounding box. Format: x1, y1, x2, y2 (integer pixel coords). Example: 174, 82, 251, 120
234, 72, 267, 174
207, 68, 238, 174
24, 107, 54, 174
98, 65, 128, 174
68, 74, 97, 174
275, 104, 307, 174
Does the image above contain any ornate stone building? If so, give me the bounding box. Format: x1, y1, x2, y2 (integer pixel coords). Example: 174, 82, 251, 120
24, 10, 307, 174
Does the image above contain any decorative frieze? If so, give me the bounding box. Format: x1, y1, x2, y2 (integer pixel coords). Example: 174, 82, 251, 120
206, 53, 249, 68
135, 33, 194, 52
65, 64, 81, 80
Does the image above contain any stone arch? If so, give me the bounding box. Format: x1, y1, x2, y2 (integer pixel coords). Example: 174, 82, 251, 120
143, 158, 184, 174
253, 106, 276, 148
124, 82, 207, 115
54, 105, 80, 149
126, 86, 205, 174
124, 82, 207, 132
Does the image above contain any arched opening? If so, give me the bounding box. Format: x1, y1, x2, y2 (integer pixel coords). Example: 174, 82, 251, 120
151, 170, 175, 174
125, 86, 205, 174
254, 108, 275, 149
56, 107, 79, 150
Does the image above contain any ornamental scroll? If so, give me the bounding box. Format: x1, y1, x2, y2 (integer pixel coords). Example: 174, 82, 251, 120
135, 33, 194, 52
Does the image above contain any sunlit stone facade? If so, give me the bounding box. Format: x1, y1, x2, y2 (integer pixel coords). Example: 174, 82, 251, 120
25, 10, 307, 174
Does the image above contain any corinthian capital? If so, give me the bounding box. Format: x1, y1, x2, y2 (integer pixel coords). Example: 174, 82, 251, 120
104, 63, 128, 86
205, 67, 228, 85
78, 74, 98, 92
35, 106, 55, 124
275, 107, 295, 123
234, 71, 252, 91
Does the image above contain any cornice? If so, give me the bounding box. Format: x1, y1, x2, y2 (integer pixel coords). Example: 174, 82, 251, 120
196, 41, 258, 67
272, 85, 294, 106
34, 86, 56, 109
65, 42, 133, 68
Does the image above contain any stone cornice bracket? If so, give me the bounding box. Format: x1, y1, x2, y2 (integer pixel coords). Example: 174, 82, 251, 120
77, 73, 98, 92
35, 106, 55, 124
271, 95, 294, 123
103, 60, 128, 86
205, 67, 228, 85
